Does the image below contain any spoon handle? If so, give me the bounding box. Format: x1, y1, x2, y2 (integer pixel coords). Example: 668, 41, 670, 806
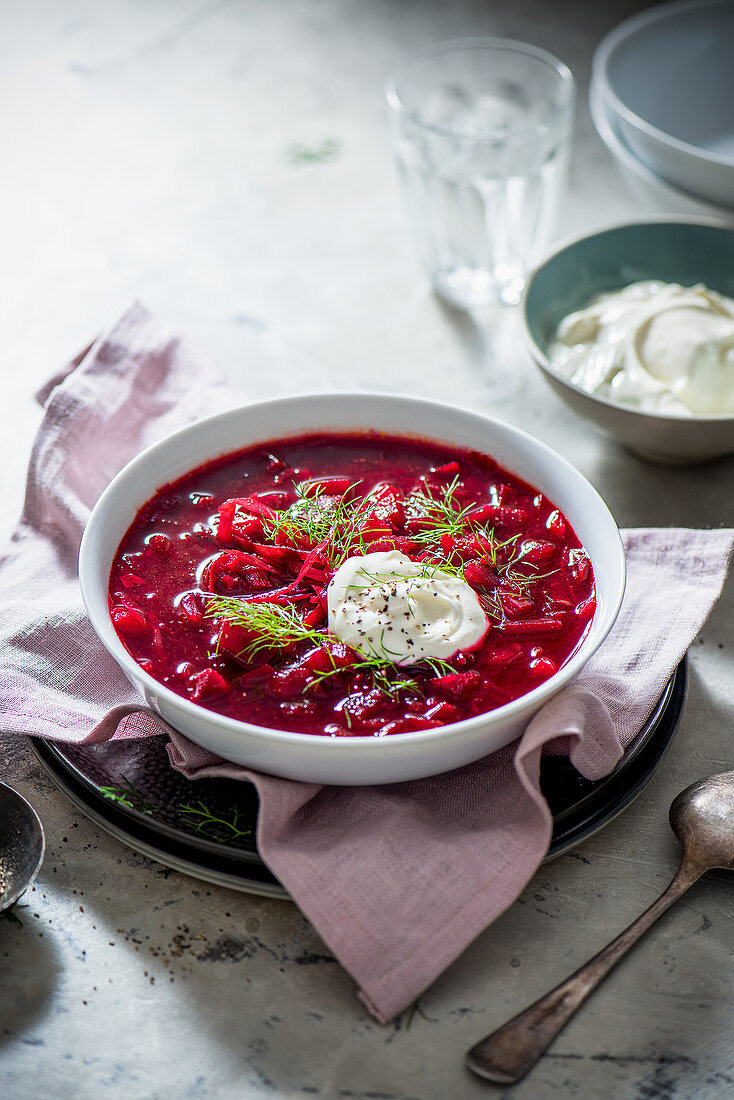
465, 859, 702, 1085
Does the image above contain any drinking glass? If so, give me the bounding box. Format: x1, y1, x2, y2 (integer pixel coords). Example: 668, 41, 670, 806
386, 39, 575, 309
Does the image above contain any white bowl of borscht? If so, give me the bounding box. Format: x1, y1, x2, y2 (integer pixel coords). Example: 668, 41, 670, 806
79, 393, 626, 785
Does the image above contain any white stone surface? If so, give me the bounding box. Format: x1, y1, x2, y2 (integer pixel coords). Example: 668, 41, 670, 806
2, 1, 734, 1098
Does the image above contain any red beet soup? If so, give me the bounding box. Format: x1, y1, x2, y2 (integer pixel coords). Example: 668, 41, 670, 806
108, 432, 595, 736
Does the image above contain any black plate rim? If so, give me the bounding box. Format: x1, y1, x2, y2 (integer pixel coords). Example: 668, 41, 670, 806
27, 657, 687, 891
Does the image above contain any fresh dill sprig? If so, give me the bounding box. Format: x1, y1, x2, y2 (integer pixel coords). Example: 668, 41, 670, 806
206, 596, 329, 659
405, 476, 476, 540
309, 655, 420, 701
177, 800, 253, 844
284, 137, 341, 165
99, 776, 155, 815
260, 483, 336, 548
259, 481, 374, 567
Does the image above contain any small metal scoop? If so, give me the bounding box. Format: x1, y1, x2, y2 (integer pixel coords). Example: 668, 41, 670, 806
0, 781, 45, 912
466, 770, 734, 1085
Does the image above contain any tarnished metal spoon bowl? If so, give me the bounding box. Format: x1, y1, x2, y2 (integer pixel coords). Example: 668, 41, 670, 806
0, 782, 45, 912
466, 770, 734, 1085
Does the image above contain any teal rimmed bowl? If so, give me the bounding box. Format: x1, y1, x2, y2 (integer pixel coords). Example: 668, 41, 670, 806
522, 219, 734, 465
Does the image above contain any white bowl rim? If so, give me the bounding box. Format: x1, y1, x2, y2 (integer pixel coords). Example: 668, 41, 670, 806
592, 0, 734, 171
521, 216, 734, 423
79, 391, 625, 755
385, 36, 575, 141
588, 79, 728, 213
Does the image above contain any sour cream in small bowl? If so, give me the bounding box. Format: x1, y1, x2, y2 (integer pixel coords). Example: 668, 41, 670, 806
522, 219, 734, 464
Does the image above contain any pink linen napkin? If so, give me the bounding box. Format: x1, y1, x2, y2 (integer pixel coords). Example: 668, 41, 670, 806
1, 303, 732, 1024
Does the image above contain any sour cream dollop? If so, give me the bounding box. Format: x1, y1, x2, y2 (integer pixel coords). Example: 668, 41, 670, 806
548, 281, 734, 415
327, 550, 488, 665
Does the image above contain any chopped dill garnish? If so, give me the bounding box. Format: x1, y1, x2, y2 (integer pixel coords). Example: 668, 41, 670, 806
284, 137, 341, 165
405, 476, 476, 538
259, 481, 382, 567
206, 596, 329, 659
177, 800, 252, 843
99, 776, 155, 815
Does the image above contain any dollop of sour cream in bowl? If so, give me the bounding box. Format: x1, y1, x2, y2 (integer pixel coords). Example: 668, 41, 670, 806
548, 281, 734, 415
327, 550, 488, 664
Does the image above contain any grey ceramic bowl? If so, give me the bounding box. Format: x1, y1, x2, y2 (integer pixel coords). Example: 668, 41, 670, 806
589, 81, 733, 223
593, 0, 734, 208
522, 219, 734, 465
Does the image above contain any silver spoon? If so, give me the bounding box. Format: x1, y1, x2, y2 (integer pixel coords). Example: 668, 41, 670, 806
0, 781, 45, 912
466, 771, 734, 1085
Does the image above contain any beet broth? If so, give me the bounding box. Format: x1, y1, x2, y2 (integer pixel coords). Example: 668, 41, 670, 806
108, 432, 595, 736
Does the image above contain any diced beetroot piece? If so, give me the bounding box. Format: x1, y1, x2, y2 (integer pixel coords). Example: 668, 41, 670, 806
404, 515, 434, 533
341, 689, 385, 722
147, 534, 171, 554
216, 497, 276, 546
425, 700, 460, 723
202, 550, 279, 595
120, 573, 144, 589
404, 694, 432, 713
567, 548, 591, 587
498, 590, 535, 617
440, 532, 458, 558
231, 515, 264, 548
303, 604, 326, 627
575, 595, 597, 624
216, 500, 237, 543
138, 659, 154, 675
329, 642, 357, 668
528, 655, 557, 679
368, 483, 405, 528
519, 539, 557, 564
431, 670, 481, 699
292, 539, 330, 586
358, 508, 393, 543
249, 541, 293, 562
484, 643, 524, 668
491, 482, 515, 505
466, 504, 530, 529
432, 461, 461, 479
362, 537, 397, 554
446, 535, 491, 564
300, 477, 353, 498
304, 643, 357, 674
175, 661, 197, 679
242, 567, 273, 591
267, 663, 313, 698
177, 591, 205, 624
111, 605, 149, 635
191, 667, 230, 700
237, 663, 274, 688
266, 453, 285, 471
462, 561, 497, 589
216, 619, 261, 662
502, 616, 565, 635
545, 509, 567, 539
252, 490, 291, 509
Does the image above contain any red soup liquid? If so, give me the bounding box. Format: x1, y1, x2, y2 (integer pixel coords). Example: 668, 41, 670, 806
109, 432, 596, 736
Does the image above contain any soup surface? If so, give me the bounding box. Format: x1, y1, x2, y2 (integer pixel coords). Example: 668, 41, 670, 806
109, 432, 596, 736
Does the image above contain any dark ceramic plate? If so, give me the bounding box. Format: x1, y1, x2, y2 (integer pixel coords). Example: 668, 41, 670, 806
28, 659, 686, 898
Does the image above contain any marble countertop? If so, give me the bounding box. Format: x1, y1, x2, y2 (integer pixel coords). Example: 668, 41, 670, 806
2, 2, 734, 1097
